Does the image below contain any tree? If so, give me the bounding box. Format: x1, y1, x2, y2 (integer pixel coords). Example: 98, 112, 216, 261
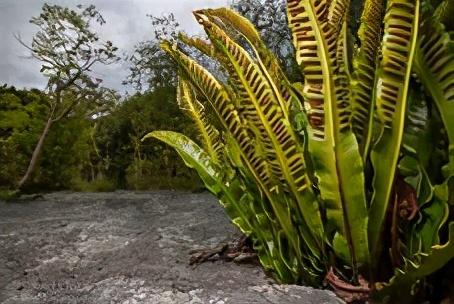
124, 13, 180, 91
0, 86, 49, 188
0, 86, 98, 191
90, 87, 199, 190
230, 0, 297, 77
16, 4, 118, 190
126, 1, 297, 90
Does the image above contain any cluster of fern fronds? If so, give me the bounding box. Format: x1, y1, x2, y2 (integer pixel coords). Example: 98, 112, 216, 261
145, 0, 454, 301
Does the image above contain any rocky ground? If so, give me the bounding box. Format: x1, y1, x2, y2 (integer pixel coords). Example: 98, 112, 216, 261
0, 191, 342, 304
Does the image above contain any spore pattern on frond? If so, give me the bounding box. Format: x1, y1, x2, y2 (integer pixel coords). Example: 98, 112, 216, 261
350, 0, 384, 144
198, 14, 311, 193
287, 0, 326, 139
288, 0, 354, 138
419, 19, 454, 104
329, 0, 352, 30
177, 79, 223, 161
376, 1, 418, 128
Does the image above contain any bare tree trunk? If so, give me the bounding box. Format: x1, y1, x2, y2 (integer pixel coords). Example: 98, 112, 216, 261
17, 116, 53, 190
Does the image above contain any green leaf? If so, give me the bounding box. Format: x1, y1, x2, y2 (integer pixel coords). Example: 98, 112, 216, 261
350, 0, 384, 158
146, 130, 305, 283
162, 42, 299, 273
195, 10, 326, 262
328, 0, 351, 31
201, 7, 298, 107
414, 13, 454, 176
417, 188, 449, 252
145, 131, 273, 263
287, 0, 370, 273
434, 0, 454, 30
368, 0, 421, 264
143, 131, 220, 194
399, 156, 433, 207
177, 78, 223, 163
375, 222, 454, 301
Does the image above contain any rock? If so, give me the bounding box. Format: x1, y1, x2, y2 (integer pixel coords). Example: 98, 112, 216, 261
0, 191, 342, 303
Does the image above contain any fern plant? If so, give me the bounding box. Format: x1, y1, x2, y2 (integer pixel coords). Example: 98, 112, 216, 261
145, 0, 454, 301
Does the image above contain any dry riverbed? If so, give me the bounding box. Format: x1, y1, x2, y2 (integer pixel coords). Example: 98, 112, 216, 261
0, 191, 341, 303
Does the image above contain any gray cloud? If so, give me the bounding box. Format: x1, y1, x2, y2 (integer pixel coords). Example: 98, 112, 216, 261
0, 0, 228, 93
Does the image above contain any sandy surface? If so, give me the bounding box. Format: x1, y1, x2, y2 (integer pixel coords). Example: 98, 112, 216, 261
0, 191, 341, 304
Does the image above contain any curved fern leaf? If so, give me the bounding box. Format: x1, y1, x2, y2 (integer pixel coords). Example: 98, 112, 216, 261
328, 0, 351, 31
163, 39, 323, 281
178, 33, 215, 59
161, 41, 231, 123
334, 21, 353, 130
145, 131, 297, 282
414, 14, 454, 174
165, 41, 283, 189
350, 0, 384, 158
369, 0, 420, 263
195, 10, 326, 260
287, 0, 370, 275
375, 222, 454, 301
143, 131, 220, 193
167, 41, 280, 185
199, 8, 304, 117
177, 78, 223, 162
434, 0, 454, 30
178, 32, 229, 70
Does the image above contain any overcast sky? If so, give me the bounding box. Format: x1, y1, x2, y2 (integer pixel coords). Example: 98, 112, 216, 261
0, 0, 228, 93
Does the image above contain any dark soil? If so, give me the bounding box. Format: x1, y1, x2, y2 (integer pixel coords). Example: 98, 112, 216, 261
0, 191, 341, 304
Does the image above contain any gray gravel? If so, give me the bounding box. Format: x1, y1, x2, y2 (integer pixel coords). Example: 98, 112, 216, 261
0, 191, 342, 304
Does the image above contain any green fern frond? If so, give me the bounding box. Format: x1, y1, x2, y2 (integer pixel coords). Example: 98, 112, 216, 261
414, 13, 454, 174
195, 10, 326, 262
288, 0, 370, 275
350, 0, 384, 158
369, 0, 421, 264
177, 78, 223, 162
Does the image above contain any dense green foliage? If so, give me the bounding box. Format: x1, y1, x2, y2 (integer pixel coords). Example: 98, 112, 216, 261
0, 86, 94, 190
0, 86, 49, 188
149, 0, 454, 302
91, 87, 200, 190
0, 85, 199, 192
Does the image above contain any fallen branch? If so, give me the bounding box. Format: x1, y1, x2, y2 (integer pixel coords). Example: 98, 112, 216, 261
189, 234, 258, 266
